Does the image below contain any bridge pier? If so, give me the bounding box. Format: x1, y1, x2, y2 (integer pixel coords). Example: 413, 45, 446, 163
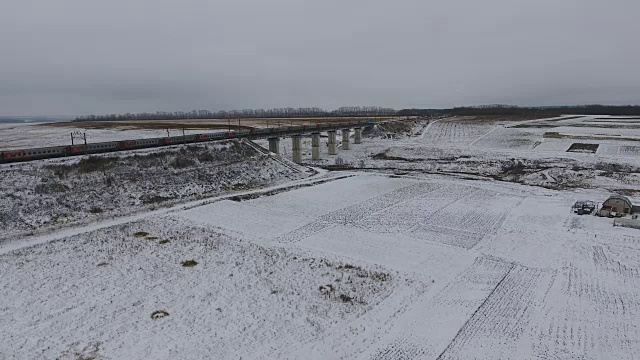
311, 133, 321, 160
328, 130, 337, 155
354, 127, 362, 144
342, 129, 350, 150
268, 137, 280, 155
292, 135, 302, 164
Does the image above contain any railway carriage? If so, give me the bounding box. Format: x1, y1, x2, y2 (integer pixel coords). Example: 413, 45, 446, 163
87, 142, 119, 153
134, 138, 162, 148
197, 133, 226, 141
67, 145, 87, 154
1, 146, 67, 162
162, 136, 184, 145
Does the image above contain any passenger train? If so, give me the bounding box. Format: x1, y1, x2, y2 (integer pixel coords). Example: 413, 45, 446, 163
0, 130, 240, 163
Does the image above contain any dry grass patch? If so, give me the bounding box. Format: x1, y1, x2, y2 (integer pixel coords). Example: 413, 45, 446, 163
150, 310, 169, 320
181, 260, 198, 267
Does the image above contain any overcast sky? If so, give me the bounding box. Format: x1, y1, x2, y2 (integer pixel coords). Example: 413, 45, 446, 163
1, 0, 639, 116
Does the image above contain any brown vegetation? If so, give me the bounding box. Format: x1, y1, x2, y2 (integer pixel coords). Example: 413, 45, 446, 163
45, 117, 398, 131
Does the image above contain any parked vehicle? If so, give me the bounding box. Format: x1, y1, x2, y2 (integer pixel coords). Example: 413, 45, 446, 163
572, 200, 596, 215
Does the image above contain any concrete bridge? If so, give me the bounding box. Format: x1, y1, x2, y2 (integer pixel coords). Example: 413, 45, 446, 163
265, 127, 363, 164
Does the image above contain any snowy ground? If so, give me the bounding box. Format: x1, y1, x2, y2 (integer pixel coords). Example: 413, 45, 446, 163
2, 174, 640, 359
271, 115, 640, 194
0, 122, 222, 151
2, 115, 640, 359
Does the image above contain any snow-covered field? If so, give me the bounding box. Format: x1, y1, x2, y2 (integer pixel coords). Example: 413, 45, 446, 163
0, 123, 221, 151
3, 115, 640, 359
2, 174, 640, 359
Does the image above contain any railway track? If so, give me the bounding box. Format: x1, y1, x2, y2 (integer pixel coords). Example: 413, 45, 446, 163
0, 120, 374, 164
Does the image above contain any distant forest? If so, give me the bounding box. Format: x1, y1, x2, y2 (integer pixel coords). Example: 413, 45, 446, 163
74, 105, 640, 122
74, 106, 397, 121
398, 105, 640, 117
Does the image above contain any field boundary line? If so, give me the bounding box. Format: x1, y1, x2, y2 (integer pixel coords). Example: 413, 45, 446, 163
468, 124, 501, 148
435, 262, 515, 360
420, 119, 441, 139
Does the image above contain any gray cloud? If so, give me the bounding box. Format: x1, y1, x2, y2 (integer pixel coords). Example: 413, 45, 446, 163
1, 0, 639, 115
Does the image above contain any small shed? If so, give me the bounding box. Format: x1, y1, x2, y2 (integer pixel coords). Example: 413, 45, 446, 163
599, 195, 634, 217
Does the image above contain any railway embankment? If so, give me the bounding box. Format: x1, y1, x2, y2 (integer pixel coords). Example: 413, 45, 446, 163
0, 140, 308, 242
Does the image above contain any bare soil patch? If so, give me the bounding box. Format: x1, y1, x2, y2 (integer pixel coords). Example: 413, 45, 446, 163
567, 143, 599, 154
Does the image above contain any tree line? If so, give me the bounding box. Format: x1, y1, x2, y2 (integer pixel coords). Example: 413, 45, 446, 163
74, 106, 397, 122
397, 105, 640, 117
74, 104, 640, 122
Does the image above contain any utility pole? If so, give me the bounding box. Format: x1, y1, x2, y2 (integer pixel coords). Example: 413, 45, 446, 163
71, 131, 87, 153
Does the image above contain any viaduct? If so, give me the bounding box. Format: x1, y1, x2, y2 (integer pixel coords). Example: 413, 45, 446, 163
263, 126, 363, 164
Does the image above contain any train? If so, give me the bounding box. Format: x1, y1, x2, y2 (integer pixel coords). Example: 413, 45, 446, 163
0, 131, 242, 163
0, 120, 375, 164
